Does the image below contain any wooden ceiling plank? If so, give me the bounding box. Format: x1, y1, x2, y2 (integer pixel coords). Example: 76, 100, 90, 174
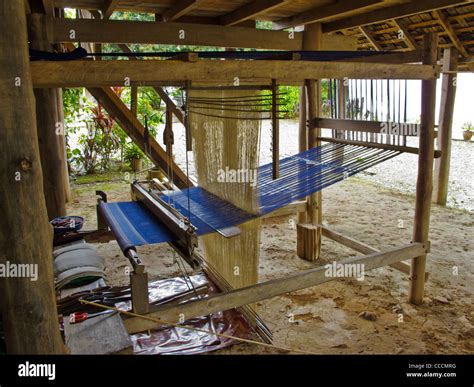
360, 26, 383, 51
220, 0, 287, 26
162, 0, 200, 22
273, 0, 382, 30
323, 0, 474, 33
393, 19, 419, 50
434, 9, 470, 56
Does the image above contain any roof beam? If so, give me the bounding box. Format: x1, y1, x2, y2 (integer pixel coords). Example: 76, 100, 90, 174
220, 0, 287, 26
323, 0, 474, 33
51, 18, 303, 50
273, 0, 381, 30
102, 0, 118, 20
30, 60, 438, 88
161, 0, 200, 22
434, 9, 470, 57
360, 25, 383, 51
393, 19, 419, 50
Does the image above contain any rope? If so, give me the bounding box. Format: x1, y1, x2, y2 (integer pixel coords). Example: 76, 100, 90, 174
79, 299, 319, 355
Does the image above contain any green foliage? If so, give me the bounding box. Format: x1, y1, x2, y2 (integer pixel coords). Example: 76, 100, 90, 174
124, 143, 145, 162
462, 121, 474, 132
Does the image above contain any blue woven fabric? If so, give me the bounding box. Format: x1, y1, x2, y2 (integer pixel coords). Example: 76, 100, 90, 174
101, 143, 400, 248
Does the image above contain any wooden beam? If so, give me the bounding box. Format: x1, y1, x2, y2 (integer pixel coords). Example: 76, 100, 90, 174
318, 224, 425, 278
314, 117, 420, 136
323, 0, 473, 33
342, 49, 423, 64
393, 19, 419, 50
220, 0, 287, 26
28, 14, 67, 219
162, 0, 199, 22
102, 0, 118, 20
87, 87, 192, 188
263, 200, 307, 218
51, 18, 303, 50
433, 47, 458, 205
319, 137, 442, 158
30, 60, 438, 88
434, 10, 470, 57
273, 0, 381, 30
409, 33, 438, 305
116, 43, 185, 124
360, 25, 383, 51
0, 0, 66, 354
123, 242, 428, 333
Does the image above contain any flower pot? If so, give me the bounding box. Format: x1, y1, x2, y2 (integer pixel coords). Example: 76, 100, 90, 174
147, 167, 165, 181
463, 131, 473, 141
131, 158, 142, 172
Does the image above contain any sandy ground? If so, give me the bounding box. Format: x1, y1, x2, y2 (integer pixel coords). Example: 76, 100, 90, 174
67, 174, 473, 355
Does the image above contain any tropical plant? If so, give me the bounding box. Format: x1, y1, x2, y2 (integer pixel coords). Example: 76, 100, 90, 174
124, 143, 144, 162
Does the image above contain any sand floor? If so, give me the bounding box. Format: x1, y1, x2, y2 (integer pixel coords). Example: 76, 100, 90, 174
67, 176, 473, 354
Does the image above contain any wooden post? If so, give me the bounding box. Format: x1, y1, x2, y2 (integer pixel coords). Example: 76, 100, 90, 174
0, 2, 66, 353
297, 23, 323, 261
55, 88, 72, 203
130, 86, 138, 116
29, 13, 67, 219
297, 84, 308, 224
409, 33, 438, 305
433, 47, 458, 206
271, 78, 280, 179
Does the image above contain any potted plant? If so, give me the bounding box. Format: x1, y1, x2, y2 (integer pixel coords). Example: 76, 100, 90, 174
462, 121, 473, 141
125, 143, 144, 172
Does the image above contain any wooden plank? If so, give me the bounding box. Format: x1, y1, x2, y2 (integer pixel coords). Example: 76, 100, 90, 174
162, 0, 200, 22
434, 10, 470, 57
319, 136, 442, 158
51, 17, 303, 50
30, 60, 438, 88
342, 49, 423, 64
123, 243, 429, 333
360, 26, 383, 51
323, 0, 473, 33
263, 200, 307, 218
318, 224, 425, 278
409, 33, 438, 305
102, 0, 118, 19
87, 87, 192, 188
273, 0, 381, 30
314, 117, 420, 136
220, 0, 287, 26
393, 19, 419, 50
434, 47, 458, 205
64, 313, 132, 354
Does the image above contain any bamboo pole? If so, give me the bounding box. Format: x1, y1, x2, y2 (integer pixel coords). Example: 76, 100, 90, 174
0, 2, 66, 354
29, 13, 67, 219
433, 47, 458, 205
409, 33, 438, 305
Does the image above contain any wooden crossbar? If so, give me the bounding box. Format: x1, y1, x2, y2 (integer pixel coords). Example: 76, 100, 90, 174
318, 137, 442, 158
123, 242, 428, 334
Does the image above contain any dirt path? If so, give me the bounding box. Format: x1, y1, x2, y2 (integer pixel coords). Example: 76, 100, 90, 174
67, 177, 474, 354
